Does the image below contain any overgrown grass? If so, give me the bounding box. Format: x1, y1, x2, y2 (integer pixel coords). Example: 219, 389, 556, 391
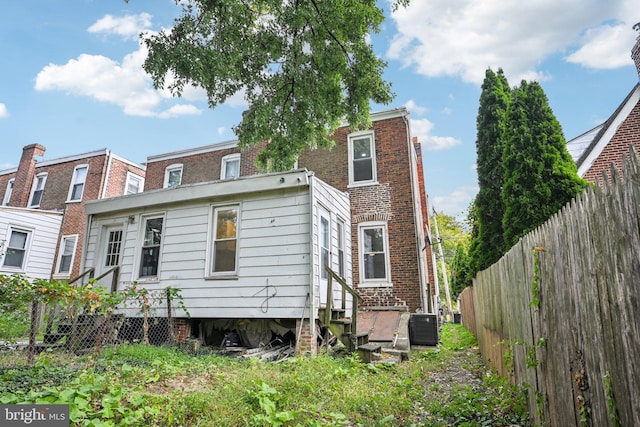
0, 324, 529, 426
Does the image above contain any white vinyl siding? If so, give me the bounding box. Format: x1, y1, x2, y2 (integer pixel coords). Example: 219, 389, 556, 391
67, 165, 88, 202
28, 173, 48, 207
82, 171, 351, 320
0, 207, 63, 279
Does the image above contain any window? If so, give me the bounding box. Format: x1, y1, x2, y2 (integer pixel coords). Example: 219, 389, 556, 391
68, 165, 88, 202
2, 228, 30, 269
28, 173, 47, 207
320, 214, 330, 280
359, 222, 390, 285
56, 235, 78, 275
140, 216, 163, 277
125, 172, 143, 195
2, 179, 14, 206
337, 220, 346, 278
221, 154, 240, 180
164, 164, 183, 188
348, 131, 377, 185
211, 206, 238, 274
105, 229, 123, 267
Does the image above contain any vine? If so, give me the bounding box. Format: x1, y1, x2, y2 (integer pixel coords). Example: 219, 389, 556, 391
530, 246, 544, 310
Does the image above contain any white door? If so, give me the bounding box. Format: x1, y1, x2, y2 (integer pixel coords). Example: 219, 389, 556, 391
96, 225, 124, 291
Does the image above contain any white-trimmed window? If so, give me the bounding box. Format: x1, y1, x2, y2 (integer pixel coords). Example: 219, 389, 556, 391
55, 235, 78, 276
67, 165, 88, 202
211, 205, 239, 274
125, 172, 144, 195
105, 229, 123, 267
221, 154, 241, 180
337, 219, 346, 279
2, 228, 31, 270
164, 164, 183, 188
348, 131, 377, 186
28, 173, 48, 207
358, 222, 390, 286
139, 216, 164, 278
2, 179, 14, 206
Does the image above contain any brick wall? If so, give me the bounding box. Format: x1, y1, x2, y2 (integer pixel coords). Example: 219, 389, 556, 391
295, 319, 317, 356
583, 100, 640, 183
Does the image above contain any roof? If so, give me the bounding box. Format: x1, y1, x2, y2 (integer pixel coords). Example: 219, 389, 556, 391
566, 82, 640, 177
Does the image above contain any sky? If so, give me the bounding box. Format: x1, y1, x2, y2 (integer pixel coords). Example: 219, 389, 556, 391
1, 0, 639, 220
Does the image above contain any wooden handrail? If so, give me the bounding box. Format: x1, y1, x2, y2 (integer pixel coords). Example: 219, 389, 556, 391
68, 268, 95, 285
324, 265, 363, 337
92, 266, 120, 293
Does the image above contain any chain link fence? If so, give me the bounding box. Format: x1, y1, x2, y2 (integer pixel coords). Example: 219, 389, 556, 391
0, 276, 183, 369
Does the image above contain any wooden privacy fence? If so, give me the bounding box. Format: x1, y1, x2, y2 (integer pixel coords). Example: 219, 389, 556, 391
460, 151, 640, 427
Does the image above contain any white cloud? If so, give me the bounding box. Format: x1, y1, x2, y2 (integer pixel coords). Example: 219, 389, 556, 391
88, 13, 153, 40
217, 127, 226, 135
0, 103, 8, 118
565, 23, 635, 68
411, 118, 461, 151
387, 0, 633, 85
431, 185, 478, 219
404, 99, 428, 116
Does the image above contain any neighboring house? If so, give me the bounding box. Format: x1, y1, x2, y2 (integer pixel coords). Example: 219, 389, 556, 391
82, 169, 351, 355
0, 206, 63, 280
567, 33, 640, 181
0, 144, 146, 281
143, 108, 436, 316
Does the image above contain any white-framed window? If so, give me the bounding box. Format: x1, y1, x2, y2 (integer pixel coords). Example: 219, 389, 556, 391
221, 154, 241, 180
358, 222, 390, 286
2, 179, 14, 206
164, 164, 183, 188
125, 172, 144, 195
348, 131, 377, 186
139, 216, 164, 278
210, 205, 239, 275
55, 234, 78, 276
320, 212, 330, 280
2, 228, 31, 270
28, 173, 48, 207
105, 228, 123, 267
67, 165, 88, 202
337, 219, 346, 279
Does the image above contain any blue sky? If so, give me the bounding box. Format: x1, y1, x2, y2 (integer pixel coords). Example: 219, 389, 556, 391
1, 1, 638, 219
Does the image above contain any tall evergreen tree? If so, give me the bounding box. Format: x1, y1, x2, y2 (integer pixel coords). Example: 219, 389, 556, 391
450, 243, 472, 299
502, 81, 588, 247
469, 68, 511, 274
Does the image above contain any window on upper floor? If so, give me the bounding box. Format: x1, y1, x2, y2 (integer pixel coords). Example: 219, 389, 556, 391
139, 216, 164, 278
164, 164, 183, 188
2, 179, 14, 206
211, 205, 239, 274
68, 165, 88, 202
348, 131, 377, 186
125, 172, 144, 195
358, 221, 390, 286
221, 154, 241, 180
28, 173, 48, 208
55, 234, 78, 276
2, 228, 31, 270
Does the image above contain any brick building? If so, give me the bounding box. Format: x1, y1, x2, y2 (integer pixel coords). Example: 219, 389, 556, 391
567, 30, 640, 182
0, 144, 145, 280
143, 108, 436, 313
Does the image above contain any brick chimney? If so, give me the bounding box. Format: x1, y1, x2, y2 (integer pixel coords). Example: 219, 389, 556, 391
10, 144, 46, 207
633, 23, 640, 80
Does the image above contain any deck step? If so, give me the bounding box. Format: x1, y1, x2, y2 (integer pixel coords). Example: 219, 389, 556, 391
356, 342, 382, 363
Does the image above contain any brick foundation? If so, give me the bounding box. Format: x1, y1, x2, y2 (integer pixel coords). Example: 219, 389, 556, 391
295, 319, 317, 356
174, 318, 192, 343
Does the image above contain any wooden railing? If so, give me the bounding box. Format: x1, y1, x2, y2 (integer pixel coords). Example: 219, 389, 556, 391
324, 265, 363, 337
68, 266, 120, 293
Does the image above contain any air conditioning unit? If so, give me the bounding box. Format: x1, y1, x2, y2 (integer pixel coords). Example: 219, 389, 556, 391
409, 314, 439, 346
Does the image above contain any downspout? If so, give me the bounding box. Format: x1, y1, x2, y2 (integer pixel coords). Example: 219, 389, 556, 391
402, 113, 429, 313
306, 172, 316, 340
100, 150, 114, 199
